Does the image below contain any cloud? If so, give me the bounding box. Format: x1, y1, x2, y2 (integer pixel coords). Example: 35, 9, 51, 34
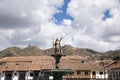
0, 0, 63, 29
66, 0, 120, 51
0, 0, 120, 52
0, 0, 64, 50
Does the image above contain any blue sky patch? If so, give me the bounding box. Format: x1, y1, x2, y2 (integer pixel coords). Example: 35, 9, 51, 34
53, 0, 74, 24
103, 9, 112, 20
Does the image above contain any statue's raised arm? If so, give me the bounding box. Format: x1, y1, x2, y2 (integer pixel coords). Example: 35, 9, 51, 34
54, 37, 63, 54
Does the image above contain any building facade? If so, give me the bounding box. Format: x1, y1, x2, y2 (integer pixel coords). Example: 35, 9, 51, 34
108, 61, 120, 80
0, 55, 114, 80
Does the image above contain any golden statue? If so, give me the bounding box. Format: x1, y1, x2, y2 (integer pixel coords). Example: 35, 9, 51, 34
54, 37, 63, 54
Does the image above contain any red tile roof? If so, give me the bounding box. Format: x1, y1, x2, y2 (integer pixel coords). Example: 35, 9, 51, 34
0, 55, 116, 72
0, 56, 55, 72
107, 60, 120, 69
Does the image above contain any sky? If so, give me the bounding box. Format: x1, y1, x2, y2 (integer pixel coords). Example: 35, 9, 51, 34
0, 0, 120, 52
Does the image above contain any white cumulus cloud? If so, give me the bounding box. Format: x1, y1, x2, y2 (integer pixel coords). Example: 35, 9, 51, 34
0, 0, 120, 52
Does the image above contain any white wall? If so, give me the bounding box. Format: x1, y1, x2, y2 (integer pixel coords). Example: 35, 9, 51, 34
91, 70, 108, 79
0, 73, 5, 80
96, 70, 108, 79
25, 71, 33, 80
49, 76, 53, 80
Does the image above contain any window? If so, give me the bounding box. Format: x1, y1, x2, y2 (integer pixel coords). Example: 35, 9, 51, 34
77, 71, 81, 75
19, 72, 25, 77
14, 73, 17, 75
82, 61, 84, 63
35, 72, 39, 77
8, 74, 12, 77
30, 73, 33, 76
100, 71, 103, 75
92, 71, 96, 75
6, 73, 12, 77
85, 71, 89, 75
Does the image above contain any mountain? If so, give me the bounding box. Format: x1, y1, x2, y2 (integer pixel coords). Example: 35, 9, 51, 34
22, 45, 45, 56
0, 47, 21, 58
0, 45, 45, 58
45, 45, 103, 60
0, 44, 119, 60
104, 50, 120, 60
61, 45, 100, 55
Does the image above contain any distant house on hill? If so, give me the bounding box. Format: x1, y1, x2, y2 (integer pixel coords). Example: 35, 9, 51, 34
0, 55, 115, 80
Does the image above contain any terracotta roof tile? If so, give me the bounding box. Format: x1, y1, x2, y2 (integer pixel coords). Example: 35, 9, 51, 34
108, 60, 120, 69
61, 55, 86, 60
0, 56, 55, 72
0, 55, 116, 72
60, 59, 112, 70
0, 56, 54, 62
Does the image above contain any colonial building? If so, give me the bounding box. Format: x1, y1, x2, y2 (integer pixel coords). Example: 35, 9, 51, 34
0, 56, 55, 80
108, 61, 120, 80
0, 55, 113, 80
60, 57, 111, 80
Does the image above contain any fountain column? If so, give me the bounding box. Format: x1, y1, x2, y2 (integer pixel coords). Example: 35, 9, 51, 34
40, 38, 74, 80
